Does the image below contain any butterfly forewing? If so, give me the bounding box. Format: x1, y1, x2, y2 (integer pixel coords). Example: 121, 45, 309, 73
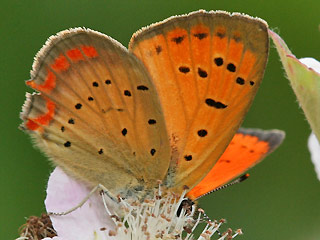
129, 10, 269, 191
20, 28, 171, 197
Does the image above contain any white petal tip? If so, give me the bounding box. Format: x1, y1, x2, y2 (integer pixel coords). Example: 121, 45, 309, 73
299, 58, 320, 74
308, 133, 320, 181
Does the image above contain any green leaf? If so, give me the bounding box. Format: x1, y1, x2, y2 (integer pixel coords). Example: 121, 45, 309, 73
269, 30, 320, 141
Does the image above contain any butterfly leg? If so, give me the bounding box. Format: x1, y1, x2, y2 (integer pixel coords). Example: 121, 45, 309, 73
48, 184, 117, 216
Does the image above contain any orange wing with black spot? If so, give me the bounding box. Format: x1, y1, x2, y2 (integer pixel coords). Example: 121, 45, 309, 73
20, 28, 171, 198
129, 10, 269, 192
187, 128, 285, 200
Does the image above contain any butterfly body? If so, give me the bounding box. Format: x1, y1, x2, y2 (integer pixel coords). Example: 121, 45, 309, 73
20, 10, 284, 200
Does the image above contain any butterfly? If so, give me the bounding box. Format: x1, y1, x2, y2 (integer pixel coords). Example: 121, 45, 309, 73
20, 10, 284, 201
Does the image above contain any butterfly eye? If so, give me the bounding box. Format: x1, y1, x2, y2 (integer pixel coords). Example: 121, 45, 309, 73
176, 199, 194, 217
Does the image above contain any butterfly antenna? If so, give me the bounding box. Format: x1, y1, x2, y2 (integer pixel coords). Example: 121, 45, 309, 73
195, 173, 250, 200
212, 173, 249, 193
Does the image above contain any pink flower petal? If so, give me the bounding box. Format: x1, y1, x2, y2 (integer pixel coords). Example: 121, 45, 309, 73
308, 133, 320, 181
45, 167, 115, 240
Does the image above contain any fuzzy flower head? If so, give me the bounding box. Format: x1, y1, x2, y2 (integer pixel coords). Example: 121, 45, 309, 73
18, 168, 242, 240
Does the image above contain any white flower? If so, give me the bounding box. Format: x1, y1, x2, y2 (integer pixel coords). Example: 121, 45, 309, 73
308, 133, 320, 181
45, 168, 116, 240
39, 168, 242, 240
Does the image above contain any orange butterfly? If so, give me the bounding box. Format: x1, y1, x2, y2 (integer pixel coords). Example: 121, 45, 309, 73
20, 10, 284, 201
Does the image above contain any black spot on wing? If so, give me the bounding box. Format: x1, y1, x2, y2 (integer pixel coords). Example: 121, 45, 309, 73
216, 31, 226, 38
232, 34, 241, 42
198, 68, 207, 78
155, 45, 162, 54
148, 119, 156, 125
172, 35, 185, 44
122, 128, 127, 136
221, 159, 231, 163
197, 129, 208, 137
124, 90, 131, 97
75, 103, 82, 109
205, 98, 227, 109
179, 66, 190, 73
150, 148, 156, 156
193, 33, 208, 40
236, 77, 245, 85
137, 85, 149, 91
227, 63, 236, 72
214, 57, 224, 66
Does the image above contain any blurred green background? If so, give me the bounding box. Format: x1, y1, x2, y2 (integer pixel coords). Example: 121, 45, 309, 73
1, 0, 319, 239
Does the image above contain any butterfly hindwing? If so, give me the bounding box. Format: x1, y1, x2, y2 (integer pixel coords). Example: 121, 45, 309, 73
20, 28, 171, 197
129, 10, 269, 191
187, 128, 285, 200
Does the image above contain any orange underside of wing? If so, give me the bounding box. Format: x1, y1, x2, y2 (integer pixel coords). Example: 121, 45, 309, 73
187, 133, 269, 199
